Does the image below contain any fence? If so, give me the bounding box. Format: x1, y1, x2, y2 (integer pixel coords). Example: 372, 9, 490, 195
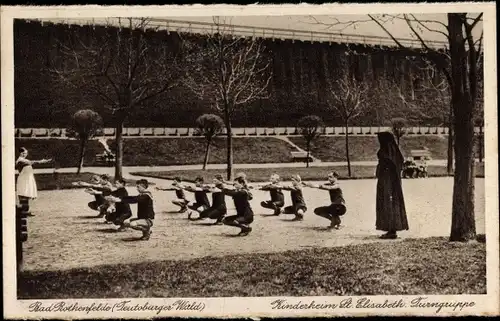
38, 17, 449, 49
14, 126, 484, 139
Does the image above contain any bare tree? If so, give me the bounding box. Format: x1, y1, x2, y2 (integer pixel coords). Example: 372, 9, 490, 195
325, 56, 368, 177
195, 114, 224, 170
51, 18, 183, 180
391, 117, 408, 145
311, 13, 484, 242
67, 109, 103, 174
297, 115, 324, 168
183, 17, 272, 180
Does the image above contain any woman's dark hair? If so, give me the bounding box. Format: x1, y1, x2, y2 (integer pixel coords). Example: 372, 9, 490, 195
174, 176, 182, 182
195, 176, 204, 183
136, 179, 149, 188
19, 147, 27, 154
214, 174, 224, 181
100, 174, 110, 181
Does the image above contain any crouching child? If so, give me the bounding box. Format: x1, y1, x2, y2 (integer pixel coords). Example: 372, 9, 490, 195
257, 173, 285, 216
156, 177, 189, 213
184, 176, 211, 220
281, 174, 307, 221
189, 174, 227, 225
104, 178, 132, 231
303, 171, 346, 229
221, 176, 254, 236
111, 179, 155, 240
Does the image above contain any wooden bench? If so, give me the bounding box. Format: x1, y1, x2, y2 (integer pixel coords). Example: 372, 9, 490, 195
95, 153, 116, 167
291, 151, 313, 162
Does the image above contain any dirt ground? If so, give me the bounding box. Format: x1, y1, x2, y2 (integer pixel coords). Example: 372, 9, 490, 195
22, 177, 485, 272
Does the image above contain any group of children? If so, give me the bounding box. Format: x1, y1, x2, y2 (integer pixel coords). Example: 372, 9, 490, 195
74, 171, 347, 240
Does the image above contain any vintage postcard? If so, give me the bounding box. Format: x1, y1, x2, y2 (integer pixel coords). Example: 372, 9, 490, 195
2, 2, 499, 319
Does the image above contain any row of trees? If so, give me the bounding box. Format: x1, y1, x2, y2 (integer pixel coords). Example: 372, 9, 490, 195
54, 14, 484, 243
67, 107, 408, 178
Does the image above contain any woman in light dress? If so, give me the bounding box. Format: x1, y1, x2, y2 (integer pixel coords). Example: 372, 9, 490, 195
16, 147, 52, 216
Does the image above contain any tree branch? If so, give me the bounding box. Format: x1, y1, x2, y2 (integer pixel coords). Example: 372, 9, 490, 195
367, 14, 407, 49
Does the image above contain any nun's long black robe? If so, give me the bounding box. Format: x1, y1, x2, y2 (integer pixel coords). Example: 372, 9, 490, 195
375, 133, 409, 232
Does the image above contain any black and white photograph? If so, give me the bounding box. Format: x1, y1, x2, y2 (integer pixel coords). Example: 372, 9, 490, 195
2, 3, 498, 318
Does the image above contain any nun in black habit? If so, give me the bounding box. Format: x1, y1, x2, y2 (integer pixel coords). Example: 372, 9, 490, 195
375, 132, 409, 239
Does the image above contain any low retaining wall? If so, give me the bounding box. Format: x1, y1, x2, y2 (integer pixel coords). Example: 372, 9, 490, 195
15, 126, 482, 139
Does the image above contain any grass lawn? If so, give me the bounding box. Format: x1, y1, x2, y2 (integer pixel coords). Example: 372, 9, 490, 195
16, 173, 145, 191
15, 137, 296, 168
132, 163, 485, 183
289, 135, 483, 162
17, 237, 486, 298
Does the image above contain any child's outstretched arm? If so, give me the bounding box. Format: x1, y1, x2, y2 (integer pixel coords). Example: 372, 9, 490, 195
116, 195, 139, 204
204, 185, 221, 193
155, 186, 176, 191
318, 183, 341, 190
184, 185, 204, 193
302, 181, 320, 189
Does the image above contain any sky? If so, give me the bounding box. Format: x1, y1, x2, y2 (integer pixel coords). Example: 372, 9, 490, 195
41, 14, 483, 49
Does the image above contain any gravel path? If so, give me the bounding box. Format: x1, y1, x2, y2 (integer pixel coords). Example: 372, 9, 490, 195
22, 177, 485, 272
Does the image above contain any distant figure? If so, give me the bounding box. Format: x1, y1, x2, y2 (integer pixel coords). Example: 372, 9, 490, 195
15, 147, 52, 216
376, 132, 408, 239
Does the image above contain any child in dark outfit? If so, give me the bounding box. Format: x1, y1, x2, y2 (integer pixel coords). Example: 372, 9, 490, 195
258, 173, 285, 215
75, 174, 113, 218
111, 179, 155, 240
281, 174, 307, 221
303, 171, 346, 229
222, 176, 254, 236
83, 175, 103, 211
184, 176, 211, 219
156, 177, 189, 213
189, 174, 227, 225
104, 178, 132, 231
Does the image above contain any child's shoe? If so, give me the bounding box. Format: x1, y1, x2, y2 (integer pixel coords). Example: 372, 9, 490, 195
238, 226, 252, 236
140, 230, 152, 240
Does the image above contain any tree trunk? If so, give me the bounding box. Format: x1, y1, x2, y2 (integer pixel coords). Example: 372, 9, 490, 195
114, 121, 124, 181
448, 13, 476, 242
306, 141, 310, 168
224, 107, 234, 181
478, 125, 483, 162
447, 101, 454, 175
203, 138, 211, 170
345, 123, 351, 177
77, 138, 86, 174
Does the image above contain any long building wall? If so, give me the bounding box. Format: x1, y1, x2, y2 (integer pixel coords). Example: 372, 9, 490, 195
15, 126, 485, 139
14, 19, 448, 128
